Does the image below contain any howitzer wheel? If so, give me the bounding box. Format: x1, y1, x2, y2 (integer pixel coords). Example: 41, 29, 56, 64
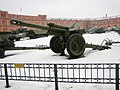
66, 34, 85, 58
0, 48, 5, 58
16, 37, 21, 41
50, 36, 62, 53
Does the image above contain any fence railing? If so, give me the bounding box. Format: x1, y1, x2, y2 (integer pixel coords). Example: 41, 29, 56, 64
0, 63, 119, 90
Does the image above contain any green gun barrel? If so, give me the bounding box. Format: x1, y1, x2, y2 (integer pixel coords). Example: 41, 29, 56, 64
47, 23, 69, 30
10, 19, 69, 36
10, 19, 49, 30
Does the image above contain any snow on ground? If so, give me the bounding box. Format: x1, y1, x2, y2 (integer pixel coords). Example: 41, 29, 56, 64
0, 32, 120, 63
0, 80, 114, 90
0, 32, 120, 90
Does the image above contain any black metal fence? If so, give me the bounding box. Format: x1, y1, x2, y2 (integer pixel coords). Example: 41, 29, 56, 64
0, 63, 119, 90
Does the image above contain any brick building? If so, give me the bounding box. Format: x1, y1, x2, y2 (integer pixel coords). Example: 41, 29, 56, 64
87, 17, 120, 29
0, 10, 120, 32
0, 10, 47, 32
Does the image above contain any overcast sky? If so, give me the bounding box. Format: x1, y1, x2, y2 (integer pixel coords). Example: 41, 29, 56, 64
0, 0, 120, 18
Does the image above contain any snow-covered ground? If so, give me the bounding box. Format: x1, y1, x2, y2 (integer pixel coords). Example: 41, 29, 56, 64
0, 32, 120, 63
0, 32, 120, 90
0, 80, 114, 90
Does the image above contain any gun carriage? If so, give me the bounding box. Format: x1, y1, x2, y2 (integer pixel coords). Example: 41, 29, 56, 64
9, 19, 110, 58
0, 19, 111, 58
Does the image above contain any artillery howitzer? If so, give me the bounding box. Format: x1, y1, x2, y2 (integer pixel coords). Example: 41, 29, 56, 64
86, 27, 106, 34
9, 19, 111, 58
0, 32, 15, 58
11, 27, 48, 41
109, 26, 120, 35
0, 31, 49, 58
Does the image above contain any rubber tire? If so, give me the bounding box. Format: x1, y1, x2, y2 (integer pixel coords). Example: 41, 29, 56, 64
50, 36, 62, 53
16, 37, 20, 41
0, 48, 5, 58
66, 34, 85, 58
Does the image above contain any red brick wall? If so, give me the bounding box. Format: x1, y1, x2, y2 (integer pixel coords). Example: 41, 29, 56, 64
0, 10, 47, 32
0, 10, 120, 32
88, 18, 120, 29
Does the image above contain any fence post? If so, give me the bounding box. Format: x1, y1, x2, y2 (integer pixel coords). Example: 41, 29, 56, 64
54, 64, 58, 90
116, 64, 119, 90
4, 64, 11, 88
